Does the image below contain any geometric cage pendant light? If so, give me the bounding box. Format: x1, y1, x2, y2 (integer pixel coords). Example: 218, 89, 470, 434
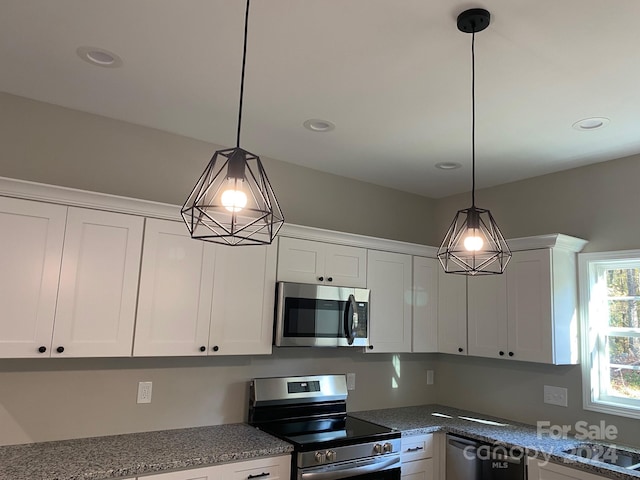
181, 0, 284, 246
437, 8, 511, 275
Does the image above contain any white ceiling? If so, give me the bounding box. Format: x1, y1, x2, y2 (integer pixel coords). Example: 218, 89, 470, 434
2, 0, 639, 198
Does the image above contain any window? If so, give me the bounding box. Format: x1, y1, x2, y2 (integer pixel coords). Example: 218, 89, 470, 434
579, 251, 640, 418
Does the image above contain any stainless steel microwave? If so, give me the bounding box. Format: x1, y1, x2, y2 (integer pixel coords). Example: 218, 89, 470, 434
274, 282, 370, 347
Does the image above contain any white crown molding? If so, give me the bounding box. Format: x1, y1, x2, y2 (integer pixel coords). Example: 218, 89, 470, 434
507, 233, 588, 253
0, 176, 181, 221
279, 224, 438, 257
0, 176, 586, 256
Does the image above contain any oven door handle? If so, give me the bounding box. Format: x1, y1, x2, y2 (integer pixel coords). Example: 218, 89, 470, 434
343, 293, 358, 346
300, 456, 399, 480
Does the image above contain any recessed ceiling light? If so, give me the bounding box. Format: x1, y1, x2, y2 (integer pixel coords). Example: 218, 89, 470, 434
303, 119, 335, 132
77, 46, 123, 68
572, 117, 610, 131
435, 162, 462, 170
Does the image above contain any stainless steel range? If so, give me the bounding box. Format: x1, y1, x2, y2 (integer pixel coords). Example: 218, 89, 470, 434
248, 374, 401, 480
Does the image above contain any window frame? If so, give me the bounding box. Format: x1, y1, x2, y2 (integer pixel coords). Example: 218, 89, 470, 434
579, 250, 640, 419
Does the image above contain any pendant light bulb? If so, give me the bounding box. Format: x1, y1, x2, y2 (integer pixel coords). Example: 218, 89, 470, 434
221, 178, 247, 213
463, 230, 484, 251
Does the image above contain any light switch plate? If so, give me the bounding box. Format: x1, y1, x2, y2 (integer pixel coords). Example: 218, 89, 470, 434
544, 385, 568, 407
137, 381, 153, 404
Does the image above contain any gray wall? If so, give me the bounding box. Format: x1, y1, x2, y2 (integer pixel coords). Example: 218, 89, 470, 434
2, 92, 640, 448
0, 93, 437, 446
433, 155, 640, 447
0, 93, 436, 245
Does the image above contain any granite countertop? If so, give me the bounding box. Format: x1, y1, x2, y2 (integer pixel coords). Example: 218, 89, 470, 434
351, 404, 640, 480
0, 423, 293, 480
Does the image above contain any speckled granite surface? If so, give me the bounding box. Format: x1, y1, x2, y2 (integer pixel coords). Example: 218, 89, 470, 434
351, 404, 640, 480
0, 423, 292, 480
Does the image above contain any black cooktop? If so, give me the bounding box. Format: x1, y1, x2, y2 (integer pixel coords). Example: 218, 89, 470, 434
258, 415, 399, 450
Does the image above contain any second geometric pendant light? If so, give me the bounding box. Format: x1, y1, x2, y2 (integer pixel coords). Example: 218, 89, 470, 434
437, 9, 511, 275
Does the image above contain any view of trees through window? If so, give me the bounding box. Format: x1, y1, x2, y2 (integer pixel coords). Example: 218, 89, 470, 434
606, 268, 640, 399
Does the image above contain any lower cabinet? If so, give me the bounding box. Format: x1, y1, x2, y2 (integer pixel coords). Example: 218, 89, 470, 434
527, 456, 610, 480
137, 455, 290, 480
401, 433, 435, 480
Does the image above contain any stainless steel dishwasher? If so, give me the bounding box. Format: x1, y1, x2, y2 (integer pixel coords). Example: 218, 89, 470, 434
446, 434, 526, 480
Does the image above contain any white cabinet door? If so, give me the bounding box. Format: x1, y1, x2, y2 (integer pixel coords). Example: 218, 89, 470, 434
527, 457, 610, 480
324, 243, 367, 287
412, 257, 438, 352
467, 274, 508, 359
507, 249, 554, 363
134, 219, 215, 356
401, 459, 434, 480
52, 208, 143, 357
221, 455, 291, 480
209, 243, 276, 355
277, 237, 366, 287
0, 197, 66, 358
139, 464, 222, 480
437, 270, 467, 355
367, 250, 412, 353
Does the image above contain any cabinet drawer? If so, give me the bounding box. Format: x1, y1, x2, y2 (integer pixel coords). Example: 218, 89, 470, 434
225, 456, 290, 480
401, 434, 433, 461
401, 458, 433, 480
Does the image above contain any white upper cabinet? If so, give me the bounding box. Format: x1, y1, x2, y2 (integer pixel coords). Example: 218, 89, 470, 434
134, 219, 216, 356
466, 236, 584, 364
0, 197, 66, 358
277, 237, 367, 287
467, 274, 508, 359
437, 270, 467, 355
209, 242, 276, 355
134, 218, 277, 357
412, 256, 438, 353
507, 247, 580, 364
366, 250, 412, 353
52, 208, 143, 357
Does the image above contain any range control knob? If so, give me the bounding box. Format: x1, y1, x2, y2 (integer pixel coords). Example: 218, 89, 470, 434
373, 443, 383, 454
383, 442, 393, 453
326, 450, 336, 462
314, 451, 326, 464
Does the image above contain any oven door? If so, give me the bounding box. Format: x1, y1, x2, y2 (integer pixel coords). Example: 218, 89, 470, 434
275, 282, 369, 347
297, 455, 400, 480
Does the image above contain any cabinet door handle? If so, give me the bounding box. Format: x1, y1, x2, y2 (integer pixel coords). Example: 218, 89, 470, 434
508, 351, 514, 357
212, 346, 219, 352
327, 277, 333, 282
38, 346, 47, 353
247, 473, 270, 479
56, 346, 64, 353
499, 351, 505, 356
199, 346, 206, 352
406, 446, 424, 452
318, 276, 324, 282
458, 347, 464, 353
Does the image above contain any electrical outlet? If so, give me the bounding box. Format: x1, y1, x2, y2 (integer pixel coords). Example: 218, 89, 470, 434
346, 373, 356, 391
137, 381, 153, 404
426, 370, 434, 385
543, 385, 568, 407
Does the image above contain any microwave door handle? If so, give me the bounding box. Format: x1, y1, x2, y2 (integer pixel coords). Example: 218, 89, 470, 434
343, 294, 358, 345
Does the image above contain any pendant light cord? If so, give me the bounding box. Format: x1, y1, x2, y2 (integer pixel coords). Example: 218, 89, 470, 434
471, 29, 476, 207
236, 0, 250, 148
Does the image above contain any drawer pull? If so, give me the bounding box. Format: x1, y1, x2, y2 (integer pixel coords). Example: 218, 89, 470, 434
247, 473, 270, 479
406, 446, 424, 452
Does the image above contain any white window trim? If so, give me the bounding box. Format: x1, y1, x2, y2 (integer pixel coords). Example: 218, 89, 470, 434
579, 250, 640, 419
